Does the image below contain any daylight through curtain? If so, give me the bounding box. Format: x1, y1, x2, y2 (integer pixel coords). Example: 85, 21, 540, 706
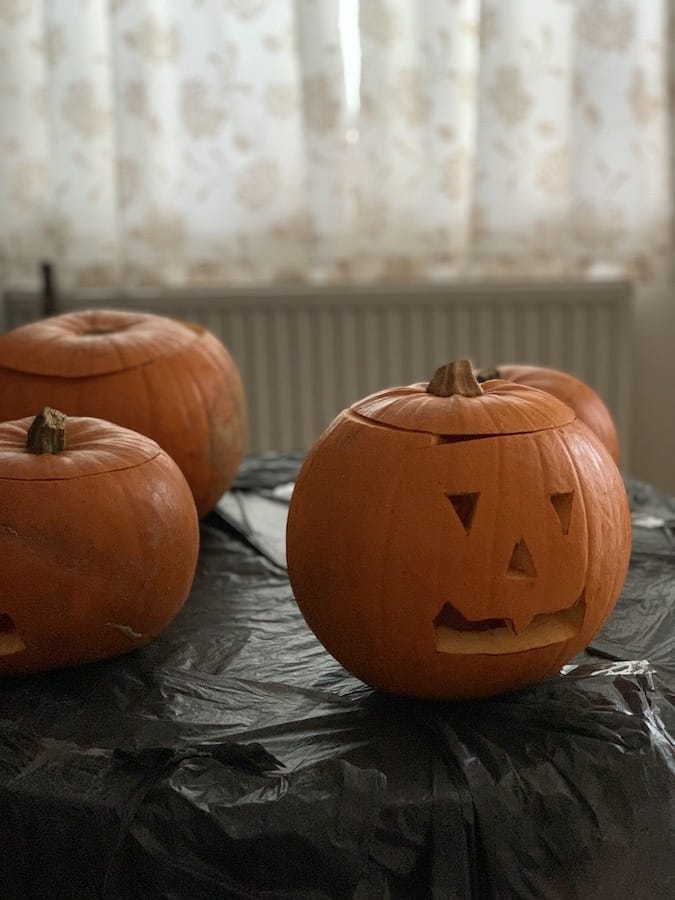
0, 0, 672, 290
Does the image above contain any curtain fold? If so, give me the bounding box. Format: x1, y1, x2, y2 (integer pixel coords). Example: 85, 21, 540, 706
0, 0, 672, 290
354, 0, 481, 279
294, 0, 351, 278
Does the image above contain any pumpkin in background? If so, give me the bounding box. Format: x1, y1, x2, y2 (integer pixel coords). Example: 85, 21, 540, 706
0, 408, 199, 674
476, 363, 620, 463
0, 309, 248, 517
286, 361, 631, 700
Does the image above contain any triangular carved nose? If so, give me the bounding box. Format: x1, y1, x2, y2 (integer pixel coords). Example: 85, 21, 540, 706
507, 539, 537, 578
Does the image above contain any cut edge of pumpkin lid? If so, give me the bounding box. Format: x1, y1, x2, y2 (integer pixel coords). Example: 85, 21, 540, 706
0, 309, 205, 378
0, 414, 164, 481
350, 377, 577, 437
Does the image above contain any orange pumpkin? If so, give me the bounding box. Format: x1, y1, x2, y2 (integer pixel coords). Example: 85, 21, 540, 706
0, 408, 199, 674
477, 363, 619, 463
286, 361, 631, 700
0, 310, 248, 516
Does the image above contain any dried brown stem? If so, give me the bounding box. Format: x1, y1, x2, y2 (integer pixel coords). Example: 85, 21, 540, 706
476, 366, 501, 383
26, 407, 67, 454
426, 360, 484, 398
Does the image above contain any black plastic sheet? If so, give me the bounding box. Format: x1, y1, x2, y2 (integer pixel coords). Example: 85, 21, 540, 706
0, 455, 674, 899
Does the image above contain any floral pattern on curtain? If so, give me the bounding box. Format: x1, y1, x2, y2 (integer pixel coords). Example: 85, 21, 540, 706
0, 0, 672, 290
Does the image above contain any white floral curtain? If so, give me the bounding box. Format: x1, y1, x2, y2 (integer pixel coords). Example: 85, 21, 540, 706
0, 0, 672, 290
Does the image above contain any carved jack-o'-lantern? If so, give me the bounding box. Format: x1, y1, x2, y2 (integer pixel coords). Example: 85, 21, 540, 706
286, 361, 632, 700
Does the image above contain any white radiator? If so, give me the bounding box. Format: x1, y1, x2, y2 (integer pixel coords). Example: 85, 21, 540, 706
2, 280, 633, 465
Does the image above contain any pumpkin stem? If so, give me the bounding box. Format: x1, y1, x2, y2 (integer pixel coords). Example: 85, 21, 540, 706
26, 407, 67, 454
427, 360, 484, 398
476, 366, 501, 383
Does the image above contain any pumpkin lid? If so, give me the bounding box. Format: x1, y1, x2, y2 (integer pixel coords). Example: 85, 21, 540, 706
352, 361, 575, 436
0, 309, 204, 378
0, 413, 162, 480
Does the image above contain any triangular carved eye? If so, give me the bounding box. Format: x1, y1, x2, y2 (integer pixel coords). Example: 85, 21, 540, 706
507, 539, 537, 578
550, 491, 574, 534
446, 492, 479, 534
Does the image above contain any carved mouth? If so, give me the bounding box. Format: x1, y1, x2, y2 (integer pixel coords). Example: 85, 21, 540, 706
433, 593, 586, 655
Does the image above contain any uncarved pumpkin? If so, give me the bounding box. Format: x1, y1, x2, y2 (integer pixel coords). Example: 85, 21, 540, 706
0, 309, 248, 516
477, 363, 620, 463
0, 408, 199, 674
286, 361, 631, 700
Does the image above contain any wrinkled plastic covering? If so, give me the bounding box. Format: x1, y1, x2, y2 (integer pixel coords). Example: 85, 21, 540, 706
0, 454, 673, 899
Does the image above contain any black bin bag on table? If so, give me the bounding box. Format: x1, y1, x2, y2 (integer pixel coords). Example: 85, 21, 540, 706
0, 454, 673, 900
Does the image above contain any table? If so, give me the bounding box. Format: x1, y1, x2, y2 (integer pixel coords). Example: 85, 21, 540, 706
0, 453, 673, 899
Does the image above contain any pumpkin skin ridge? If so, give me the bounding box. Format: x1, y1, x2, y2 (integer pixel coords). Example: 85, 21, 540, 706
555, 420, 630, 634
155, 330, 248, 513
182, 334, 243, 507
